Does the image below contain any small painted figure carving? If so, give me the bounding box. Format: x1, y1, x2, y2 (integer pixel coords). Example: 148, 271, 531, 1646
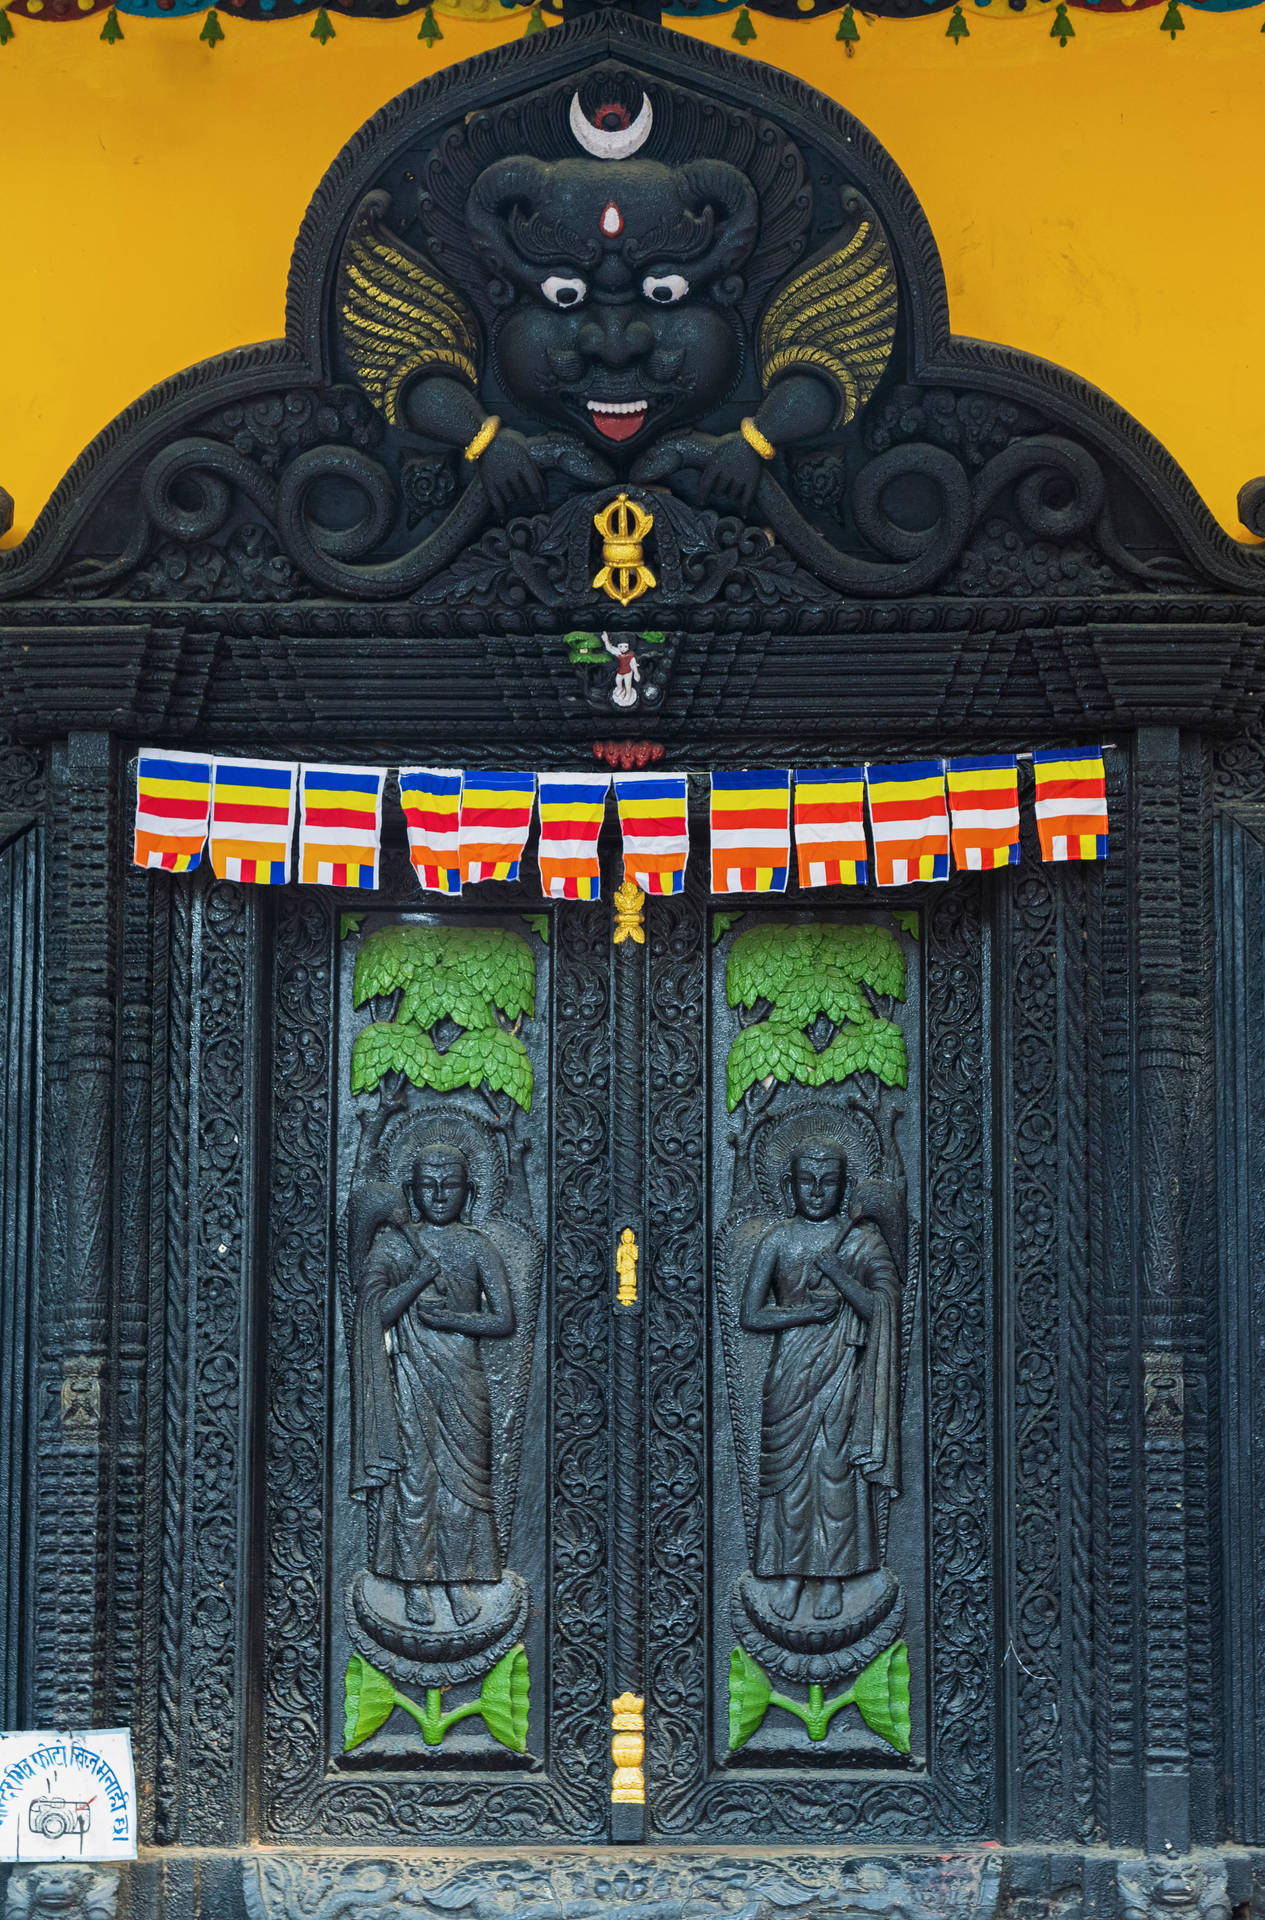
602, 630, 640, 707
740, 1141, 901, 1624
351, 1143, 515, 1630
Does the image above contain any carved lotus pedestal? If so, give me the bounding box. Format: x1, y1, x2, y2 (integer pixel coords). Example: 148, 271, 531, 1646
347, 1569, 529, 1689
733, 1567, 905, 1685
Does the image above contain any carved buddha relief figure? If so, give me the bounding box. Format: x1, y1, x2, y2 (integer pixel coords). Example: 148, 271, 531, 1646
340, 921, 545, 1696
350, 1144, 515, 1631
741, 1142, 901, 1628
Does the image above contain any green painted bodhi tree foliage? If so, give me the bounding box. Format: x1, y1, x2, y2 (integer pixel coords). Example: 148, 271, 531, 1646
725, 919, 908, 1113
351, 923, 537, 1113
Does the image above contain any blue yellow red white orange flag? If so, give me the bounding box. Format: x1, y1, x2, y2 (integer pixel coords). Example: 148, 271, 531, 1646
865, 760, 949, 886
132, 749, 213, 873
1032, 746, 1108, 862
459, 772, 537, 885
946, 754, 1021, 872
613, 771, 690, 896
793, 767, 868, 888
298, 764, 385, 889
710, 770, 791, 894
208, 758, 298, 886
398, 767, 463, 894
537, 773, 610, 900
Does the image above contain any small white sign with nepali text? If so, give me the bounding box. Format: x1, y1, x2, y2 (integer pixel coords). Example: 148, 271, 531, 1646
0, 1730, 136, 1862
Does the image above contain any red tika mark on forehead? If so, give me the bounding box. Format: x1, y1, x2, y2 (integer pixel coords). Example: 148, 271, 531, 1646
600, 202, 624, 238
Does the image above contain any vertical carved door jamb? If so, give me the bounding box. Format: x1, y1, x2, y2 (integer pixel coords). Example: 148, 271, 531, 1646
609, 880, 647, 1840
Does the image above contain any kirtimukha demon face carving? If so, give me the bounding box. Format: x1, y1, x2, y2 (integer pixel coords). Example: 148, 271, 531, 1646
337, 69, 898, 518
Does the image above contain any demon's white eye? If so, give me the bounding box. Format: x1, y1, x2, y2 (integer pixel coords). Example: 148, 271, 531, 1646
642, 273, 689, 305
541, 276, 587, 308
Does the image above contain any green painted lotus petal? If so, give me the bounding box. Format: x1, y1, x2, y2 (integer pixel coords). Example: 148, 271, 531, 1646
479, 1642, 530, 1752
727, 1645, 772, 1751
848, 1640, 911, 1754
343, 1653, 399, 1750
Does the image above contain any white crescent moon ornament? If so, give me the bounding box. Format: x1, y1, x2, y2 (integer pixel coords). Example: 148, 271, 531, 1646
569, 90, 654, 160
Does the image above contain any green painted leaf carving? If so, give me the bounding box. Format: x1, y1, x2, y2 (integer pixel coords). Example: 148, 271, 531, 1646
449, 926, 537, 1022
845, 1640, 911, 1754
727, 1646, 772, 1751
354, 925, 536, 1023
343, 1654, 398, 1750
478, 1642, 530, 1753
892, 909, 919, 940
727, 924, 821, 1012
350, 1022, 443, 1096
438, 1027, 533, 1112
353, 926, 444, 1007
521, 914, 549, 944
812, 1017, 907, 1090
726, 1020, 819, 1111
562, 629, 608, 666
400, 972, 497, 1033
772, 963, 867, 1029
817, 922, 906, 1001
712, 911, 745, 945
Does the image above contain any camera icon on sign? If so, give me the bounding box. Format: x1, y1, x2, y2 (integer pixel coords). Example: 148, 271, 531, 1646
27, 1795, 92, 1841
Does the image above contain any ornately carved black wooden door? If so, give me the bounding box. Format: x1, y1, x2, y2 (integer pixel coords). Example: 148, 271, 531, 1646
255, 828, 1045, 1856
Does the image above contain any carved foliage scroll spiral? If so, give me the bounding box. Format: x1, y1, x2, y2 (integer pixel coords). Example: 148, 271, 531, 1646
1001, 812, 1094, 1840
261, 889, 333, 1837
156, 879, 254, 1845
923, 884, 993, 1836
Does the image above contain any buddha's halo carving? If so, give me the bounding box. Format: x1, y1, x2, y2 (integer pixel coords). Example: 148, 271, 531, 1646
340, 921, 544, 1707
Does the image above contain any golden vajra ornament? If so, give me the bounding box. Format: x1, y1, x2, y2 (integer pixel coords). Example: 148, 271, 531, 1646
615, 1227, 639, 1306
593, 493, 656, 607
612, 877, 645, 945
610, 1692, 646, 1804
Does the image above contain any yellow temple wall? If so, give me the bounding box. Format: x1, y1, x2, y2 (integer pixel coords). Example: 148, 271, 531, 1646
1, 5, 1262, 547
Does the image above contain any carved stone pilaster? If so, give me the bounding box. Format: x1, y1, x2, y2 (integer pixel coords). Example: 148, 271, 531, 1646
1131, 727, 1213, 1853
35, 732, 118, 1724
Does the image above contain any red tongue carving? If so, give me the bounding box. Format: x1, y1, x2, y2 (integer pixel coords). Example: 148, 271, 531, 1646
591, 408, 646, 442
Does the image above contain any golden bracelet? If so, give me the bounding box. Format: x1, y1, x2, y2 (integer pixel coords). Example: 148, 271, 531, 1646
739, 416, 777, 462
463, 414, 502, 463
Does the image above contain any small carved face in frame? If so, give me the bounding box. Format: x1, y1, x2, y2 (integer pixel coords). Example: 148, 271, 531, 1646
410, 1144, 474, 1227
788, 1144, 847, 1223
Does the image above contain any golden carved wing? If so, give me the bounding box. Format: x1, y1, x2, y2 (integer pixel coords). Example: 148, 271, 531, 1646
338, 195, 480, 426
757, 213, 898, 428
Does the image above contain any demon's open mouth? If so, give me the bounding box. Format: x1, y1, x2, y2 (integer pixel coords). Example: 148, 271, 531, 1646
586, 397, 649, 442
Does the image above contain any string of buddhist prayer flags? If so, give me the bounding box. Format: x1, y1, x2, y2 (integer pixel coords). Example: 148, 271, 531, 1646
132, 748, 1109, 896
